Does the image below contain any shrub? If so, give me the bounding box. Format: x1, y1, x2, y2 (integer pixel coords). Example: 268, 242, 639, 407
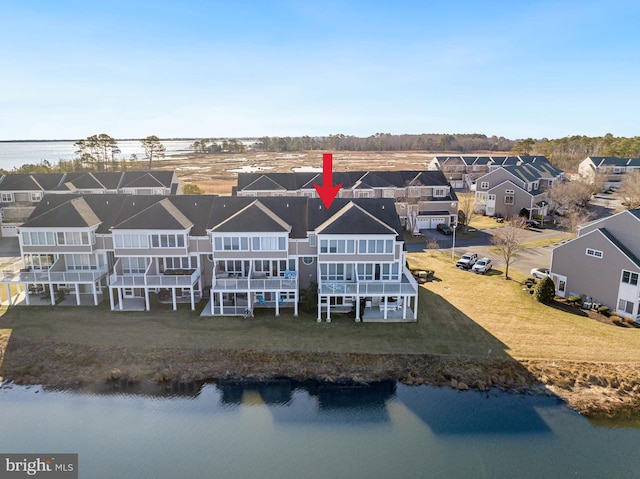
300, 281, 318, 313
567, 295, 582, 305
534, 276, 556, 304
597, 305, 610, 316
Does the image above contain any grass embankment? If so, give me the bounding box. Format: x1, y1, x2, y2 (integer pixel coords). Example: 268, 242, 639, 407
0, 251, 638, 416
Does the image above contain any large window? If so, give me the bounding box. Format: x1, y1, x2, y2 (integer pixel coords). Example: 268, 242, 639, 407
319, 239, 355, 254
358, 239, 393, 254
121, 257, 149, 274
252, 236, 286, 251
151, 234, 185, 248
622, 270, 639, 286
320, 263, 353, 281
66, 254, 97, 270
115, 233, 149, 248
57, 231, 91, 245
161, 256, 197, 270
213, 236, 249, 251
22, 231, 55, 246
618, 299, 634, 315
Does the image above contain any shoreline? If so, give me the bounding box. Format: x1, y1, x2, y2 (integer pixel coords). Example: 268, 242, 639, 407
2, 338, 639, 418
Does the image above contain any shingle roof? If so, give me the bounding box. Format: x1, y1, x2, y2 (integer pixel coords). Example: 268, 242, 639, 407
599, 228, 640, 268
209, 200, 291, 233
113, 198, 194, 230
315, 202, 398, 235
22, 196, 101, 228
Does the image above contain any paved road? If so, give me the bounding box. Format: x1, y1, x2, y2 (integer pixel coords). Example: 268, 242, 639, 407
407, 224, 565, 277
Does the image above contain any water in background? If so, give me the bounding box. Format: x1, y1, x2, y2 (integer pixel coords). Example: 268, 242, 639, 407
1, 381, 638, 479
0, 140, 196, 171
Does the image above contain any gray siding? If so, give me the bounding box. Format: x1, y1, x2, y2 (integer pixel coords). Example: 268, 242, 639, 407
579, 211, 640, 259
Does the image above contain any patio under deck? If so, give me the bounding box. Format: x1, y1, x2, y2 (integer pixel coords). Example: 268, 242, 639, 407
4, 290, 105, 307
361, 306, 416, 322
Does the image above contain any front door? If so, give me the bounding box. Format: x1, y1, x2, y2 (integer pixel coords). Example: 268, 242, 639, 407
551, 274, 567, 298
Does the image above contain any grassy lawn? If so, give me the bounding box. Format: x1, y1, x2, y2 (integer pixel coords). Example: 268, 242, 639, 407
0, 252, 638, 366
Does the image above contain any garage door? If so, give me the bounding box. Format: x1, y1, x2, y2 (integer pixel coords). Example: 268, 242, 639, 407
415, 217, 431, 229
430, 217, 447, 228
1, 225, 18, 237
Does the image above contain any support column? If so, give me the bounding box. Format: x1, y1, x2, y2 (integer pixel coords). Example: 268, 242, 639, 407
294, 288, 298, 317
275, 291, 280, 316
172, 289, 177, 311
317, 295, 322, 322
326, 298, 331, 323
144, 288, 150, 311
403, 295, 407, 320
24, 284, 30, 306
75, 287, 81, 306
355, 295, 360, 322
93, 282, 98, 306
190, 288, 195, 311
109, 287, 114, 310
219, 291, 223, 315
384, 296, 388, 320
118, 288, 123, 310
49, 285, 55, 306
413, 295, 418, 320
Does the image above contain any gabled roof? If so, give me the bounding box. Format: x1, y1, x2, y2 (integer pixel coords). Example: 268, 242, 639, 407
315, 201, 398, 235
599, 228, 640, 268
0, 174, 47, 191
113, 197, 193, 230
54, 172, 106, 191
120, 171, 175, 188
243, 175, 287, 191
21, 196, 101, 228
209, 200, 291, 233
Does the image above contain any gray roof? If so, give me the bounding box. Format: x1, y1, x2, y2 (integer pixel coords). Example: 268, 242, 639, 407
599, 228, 640, 268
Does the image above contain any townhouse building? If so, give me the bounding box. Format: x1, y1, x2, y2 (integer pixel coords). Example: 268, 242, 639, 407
550, 209, 640, 320
0, 171, 180, 237
4, 194, 417, 322
473, 162, 564, 219
578, 156, 640, 190
234, 170, 457, 233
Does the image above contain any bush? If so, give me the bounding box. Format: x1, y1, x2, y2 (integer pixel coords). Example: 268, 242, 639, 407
567, 295, 582, 305
299, 281, 318, 314
597, 305, 610, 316
534, 276, 556, 304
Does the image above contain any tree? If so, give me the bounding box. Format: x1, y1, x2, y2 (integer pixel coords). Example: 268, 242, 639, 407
620, 170, 640, 209
182, 183, 204, 195
490, 217, 527, 280
140, 135, 166, 171
75, 133, 118, 171
512, 138, 535, 155
534, 276, 556, 304
558, 205, 592, 236
457, 193, 476, 232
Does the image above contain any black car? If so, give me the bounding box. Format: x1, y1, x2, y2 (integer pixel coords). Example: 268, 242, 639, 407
436, 223, 453, 235
525, 219, 540, 228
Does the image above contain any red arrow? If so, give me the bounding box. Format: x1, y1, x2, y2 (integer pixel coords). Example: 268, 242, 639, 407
313, 153, 342, 209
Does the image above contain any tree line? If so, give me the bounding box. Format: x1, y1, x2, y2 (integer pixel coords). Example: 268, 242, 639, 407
511, 134, 640, 173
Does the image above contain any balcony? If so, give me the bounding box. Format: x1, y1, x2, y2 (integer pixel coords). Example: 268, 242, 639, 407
110, 268, 200, 288
319, 267, 418, 296
212, 271, 298, 292
0, 267, 108, 284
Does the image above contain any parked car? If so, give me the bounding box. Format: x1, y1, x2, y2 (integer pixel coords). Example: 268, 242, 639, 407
530, 267, 550, 279
525, 219, 540, 228
456, 253, 478, 269
472, 257, 493, 274
436, 223, 453, 235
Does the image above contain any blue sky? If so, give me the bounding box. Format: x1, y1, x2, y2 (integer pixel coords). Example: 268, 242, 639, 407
1, 0, 639, 140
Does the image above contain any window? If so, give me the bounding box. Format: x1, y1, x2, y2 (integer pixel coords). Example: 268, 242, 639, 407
383, 189, 395, 198
309, 234, 316, 247
114, 233, 149, 248
320, 263, 353, 281
252, 236, 286, 251
213, 236, 249, 251
408, 187, 421, 197
57, 231, 90, 245
618, 299, 634, 314
1, 193, 13, 202
586, 248, 603, 259
434, 188, 446, 197
30, 192, 42, 202
505, 189, 514, 194
480, 182, 489, 190
151, 234, 186, 248
121, 257, 149, 274
66, 254, 97, 270
162, 256, 197, 270
488, 194, 496, 201
319, 239, 355, 254
504, 195, 514, 205
622, 270, 639, 286
302, 257, 314, 265
21, 231, 55, 246
358, 239, 393, 254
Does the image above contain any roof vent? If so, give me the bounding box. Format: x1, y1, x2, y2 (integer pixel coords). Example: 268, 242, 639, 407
382, 205, 385, 209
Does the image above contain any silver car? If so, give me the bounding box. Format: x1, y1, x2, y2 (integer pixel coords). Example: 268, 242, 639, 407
472, 257, 493, 274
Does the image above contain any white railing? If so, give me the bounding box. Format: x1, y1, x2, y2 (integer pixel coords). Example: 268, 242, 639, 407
110, 269, 200, 288
319, 279, 417, 296
0, 268, 108, 283
212, 276, 298, 291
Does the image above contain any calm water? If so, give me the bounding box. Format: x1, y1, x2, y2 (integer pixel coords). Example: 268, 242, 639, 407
1, 381, 638, 479
0, 140, 195, 171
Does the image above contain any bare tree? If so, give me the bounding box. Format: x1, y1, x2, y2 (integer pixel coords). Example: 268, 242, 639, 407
457, 193, 476, 232
620, 170, 640, 209
490, 217, 528, 280
547, 178, 598, 212
557, 206, 592, 236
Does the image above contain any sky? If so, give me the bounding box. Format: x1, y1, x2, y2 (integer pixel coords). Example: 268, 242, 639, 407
1, 0, 639, 140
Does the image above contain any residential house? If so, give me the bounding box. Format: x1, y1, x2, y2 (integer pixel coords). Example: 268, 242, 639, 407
3, 194, 417, 322
234, 170, 458, 233
429, 155, 557, 191
578, 156, 640, 190
0, 171, 181, 237
550, 209, 640, 320
473, 162, 564, 219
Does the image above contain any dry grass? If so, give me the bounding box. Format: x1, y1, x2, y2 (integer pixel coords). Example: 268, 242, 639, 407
407, 251, 640, 363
